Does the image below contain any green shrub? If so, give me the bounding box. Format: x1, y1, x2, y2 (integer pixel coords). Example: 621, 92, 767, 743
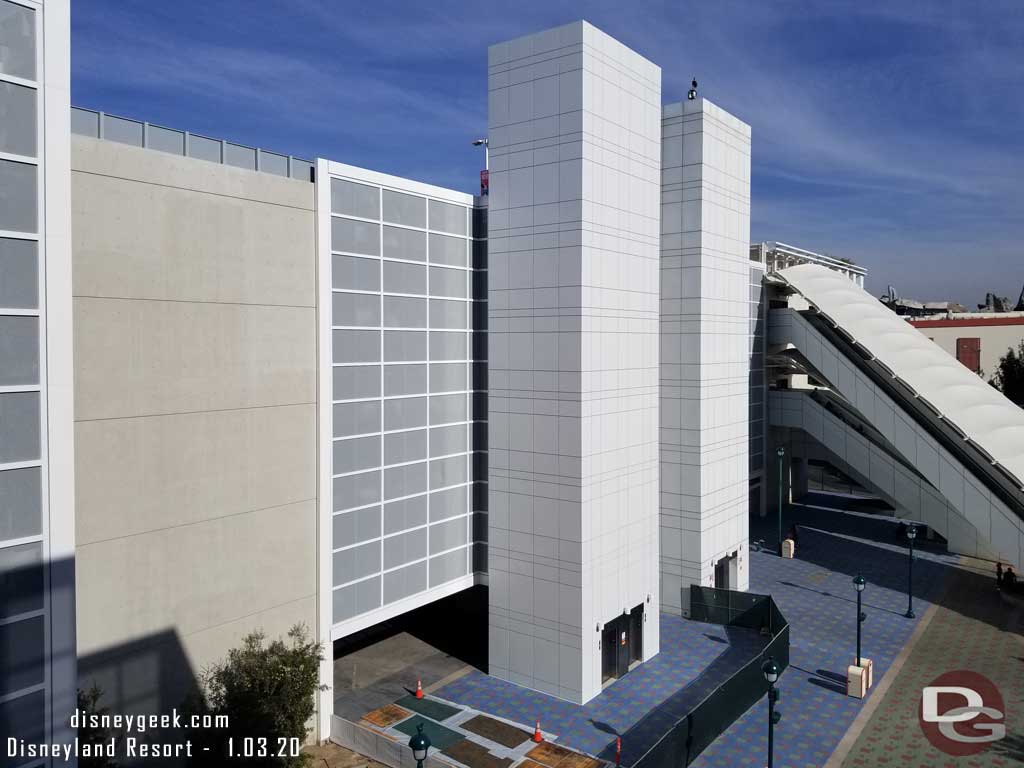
189, 624, 325, 767
991, 341, 1024, 407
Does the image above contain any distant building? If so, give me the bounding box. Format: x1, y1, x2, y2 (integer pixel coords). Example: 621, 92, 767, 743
909, 312, 1024, 375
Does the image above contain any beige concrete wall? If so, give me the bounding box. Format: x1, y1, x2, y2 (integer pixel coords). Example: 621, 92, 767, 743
71, 136, 319, 726
915, 322, 1024, 378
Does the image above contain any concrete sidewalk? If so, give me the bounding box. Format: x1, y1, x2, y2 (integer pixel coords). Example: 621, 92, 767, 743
836, 560, 1024, 767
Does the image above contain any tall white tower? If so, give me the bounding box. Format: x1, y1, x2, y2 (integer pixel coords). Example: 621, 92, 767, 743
486, 21, 662, 704
659, 97, 753, 614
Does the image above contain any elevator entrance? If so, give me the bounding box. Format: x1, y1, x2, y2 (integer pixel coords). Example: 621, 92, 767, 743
714, 552, 739, 590
600, 604, 644, 683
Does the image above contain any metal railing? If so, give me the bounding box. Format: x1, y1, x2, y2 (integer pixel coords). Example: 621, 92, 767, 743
71, 106, 314, 182
752, 241, 866, 286
631, 587, 790, 768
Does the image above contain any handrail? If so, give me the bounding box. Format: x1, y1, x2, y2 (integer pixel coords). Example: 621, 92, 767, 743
70, 106, 315, 182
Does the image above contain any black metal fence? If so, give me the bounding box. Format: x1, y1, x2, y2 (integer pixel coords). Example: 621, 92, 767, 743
689, 585, 785, 635
631, 587, 790, 768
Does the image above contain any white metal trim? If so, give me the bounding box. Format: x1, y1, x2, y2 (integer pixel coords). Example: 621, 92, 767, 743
327, 162, 474, 207
0, 229, 39, 241
314, 158, 334, 742
329, 573, 475, 641
0, 150, 39, 165
0, 71, 37, 89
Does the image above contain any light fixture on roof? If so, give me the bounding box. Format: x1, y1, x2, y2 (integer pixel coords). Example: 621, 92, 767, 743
472, 138, 489, 194
687, 78, 698, 100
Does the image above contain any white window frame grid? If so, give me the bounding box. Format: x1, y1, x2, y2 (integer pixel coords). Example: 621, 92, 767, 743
0, 0, 52, 747
322, 166, 478, 638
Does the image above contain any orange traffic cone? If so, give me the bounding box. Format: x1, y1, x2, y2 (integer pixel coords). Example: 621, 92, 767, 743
532, 720, 543, 743
415, 679, 424, 699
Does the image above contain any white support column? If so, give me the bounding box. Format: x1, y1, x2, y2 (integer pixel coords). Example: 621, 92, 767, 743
314, 158, 334, 742
487, 21, 661, 704
660, 98, 752, 612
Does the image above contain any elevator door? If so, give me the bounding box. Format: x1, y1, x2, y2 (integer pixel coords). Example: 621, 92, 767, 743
614, 620, 630, 676
601, 604, 645, 683
601, 624, 617, 682
628, 604, 643, 664
714, 555, 734, 590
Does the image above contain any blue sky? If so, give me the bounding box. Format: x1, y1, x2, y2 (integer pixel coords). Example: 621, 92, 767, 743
71, 1, 1024, 304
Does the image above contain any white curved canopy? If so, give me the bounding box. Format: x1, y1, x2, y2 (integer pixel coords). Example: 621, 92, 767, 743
778, 264, 1024, 489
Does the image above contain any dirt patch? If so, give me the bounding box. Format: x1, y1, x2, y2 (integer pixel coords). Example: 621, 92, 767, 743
526, 742, 575, 767
443, 739, 514, 768
303, 742, 390, 768
554, 752, 604, 768
362, 703, 412, 729
460, 714, 531, 748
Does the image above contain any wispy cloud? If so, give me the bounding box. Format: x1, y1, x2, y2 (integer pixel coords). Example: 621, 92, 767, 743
71, 0, 1024, 303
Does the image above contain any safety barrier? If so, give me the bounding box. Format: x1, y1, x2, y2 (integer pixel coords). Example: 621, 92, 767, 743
630, 587, 789, 768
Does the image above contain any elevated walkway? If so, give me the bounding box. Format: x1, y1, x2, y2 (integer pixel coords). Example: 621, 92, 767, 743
770, 388, 995, 560
769, 265, 1024, 568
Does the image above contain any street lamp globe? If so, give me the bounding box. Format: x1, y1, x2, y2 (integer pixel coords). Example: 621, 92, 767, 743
907, 524, 917, 541
409, 723, 431, 765
761, 657, 780, 684
853, 574, 866, 592
776, 446, 785, 458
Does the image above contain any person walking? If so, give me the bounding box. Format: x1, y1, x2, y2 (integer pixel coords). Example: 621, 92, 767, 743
1004, 566, 1017, 591
996, 562, 1003, 590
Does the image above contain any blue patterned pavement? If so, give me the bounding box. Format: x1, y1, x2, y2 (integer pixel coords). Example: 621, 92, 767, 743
692, 520, 958, 768
437, 507, 958, 768
437, 613, 765, 763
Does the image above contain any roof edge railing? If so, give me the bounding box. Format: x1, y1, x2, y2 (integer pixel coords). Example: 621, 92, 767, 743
752, 241, 868, 285
71, 106, 315, 182
768, 241, 868, 276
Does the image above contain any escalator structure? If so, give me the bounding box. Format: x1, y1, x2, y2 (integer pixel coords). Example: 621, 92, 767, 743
771, 388, 994, 558
767, 265, 1024, 567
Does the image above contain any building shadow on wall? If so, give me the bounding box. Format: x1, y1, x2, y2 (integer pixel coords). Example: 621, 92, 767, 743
78, 628, 199, 767
79, 628, 198, 728
1, 555, 199, 768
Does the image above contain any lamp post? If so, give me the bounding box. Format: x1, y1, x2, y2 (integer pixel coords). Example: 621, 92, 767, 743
905, 525, 917, 619
853, 574, 866, 666
776, 446, 786, 555
762, 657, 782, 768
409, 723, 431, 768
471, 138, 489, 170
472, 138, 489, 196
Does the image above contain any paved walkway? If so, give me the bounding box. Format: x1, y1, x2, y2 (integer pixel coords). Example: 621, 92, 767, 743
437, 613, 764, 763
335, 501, 1014, 768
334, 631, 471, 723
692, 514, 955, 768
837, 560, 1024, 767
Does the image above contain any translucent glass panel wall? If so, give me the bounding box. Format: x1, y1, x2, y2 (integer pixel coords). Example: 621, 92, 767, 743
328, 174, 478, 626
0, 0, 47, 746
